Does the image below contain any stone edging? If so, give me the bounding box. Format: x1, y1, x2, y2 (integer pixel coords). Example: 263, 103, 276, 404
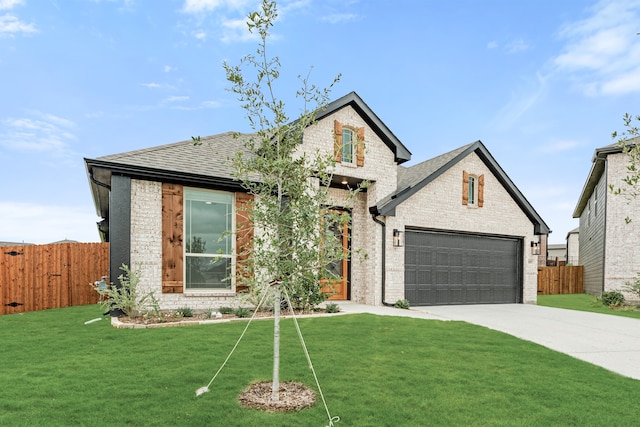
110, 311, 348, 329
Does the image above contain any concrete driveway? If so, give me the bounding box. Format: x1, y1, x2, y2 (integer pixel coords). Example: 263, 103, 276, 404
340, 302, 640, 380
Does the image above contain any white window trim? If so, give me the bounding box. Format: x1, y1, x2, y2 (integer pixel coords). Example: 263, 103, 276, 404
467, 174, 478, 207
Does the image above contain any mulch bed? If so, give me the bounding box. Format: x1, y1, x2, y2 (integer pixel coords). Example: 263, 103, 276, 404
238, 381, 316, 412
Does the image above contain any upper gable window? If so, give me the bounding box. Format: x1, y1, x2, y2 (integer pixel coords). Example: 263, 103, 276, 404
334, 120, 365, 167
342, 128, 354, 163
462, 171, 484, 208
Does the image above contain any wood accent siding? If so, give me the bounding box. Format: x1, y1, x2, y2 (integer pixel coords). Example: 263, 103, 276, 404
579, 172, 606, 295
235, 192, 254, 292
162, 183, 184, 293
0, 243, 109, 315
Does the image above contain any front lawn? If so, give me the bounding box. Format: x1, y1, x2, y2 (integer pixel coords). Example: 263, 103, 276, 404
538, 293, 640, 319
1, 305, 639, 426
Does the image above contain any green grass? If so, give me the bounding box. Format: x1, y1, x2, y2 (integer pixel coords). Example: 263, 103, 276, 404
2, 305, 640, 426
538, 293, 640, 319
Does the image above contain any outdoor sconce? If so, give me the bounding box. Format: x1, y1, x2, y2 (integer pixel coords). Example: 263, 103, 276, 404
393, 229, 404, 247
530, 241, 540, 256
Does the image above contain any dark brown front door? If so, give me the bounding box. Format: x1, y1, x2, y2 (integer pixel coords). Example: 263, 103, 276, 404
322, 210, 350, 300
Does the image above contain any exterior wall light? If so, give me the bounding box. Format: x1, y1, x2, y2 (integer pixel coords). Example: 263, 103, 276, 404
393, 229, 404, 247
531, 241, 540, 256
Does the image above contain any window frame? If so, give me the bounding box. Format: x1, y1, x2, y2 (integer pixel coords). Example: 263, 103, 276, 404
341, 128, 355, 164
183, 188, 235, 292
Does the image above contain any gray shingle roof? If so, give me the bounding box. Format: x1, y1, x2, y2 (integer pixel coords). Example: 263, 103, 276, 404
397, 144, 473, 190
96, 132, 254, 180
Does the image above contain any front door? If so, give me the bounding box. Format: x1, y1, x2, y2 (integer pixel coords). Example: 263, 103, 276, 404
322, 210, 350, 300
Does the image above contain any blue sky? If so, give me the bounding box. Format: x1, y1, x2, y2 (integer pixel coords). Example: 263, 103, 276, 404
1, 0, 639, 245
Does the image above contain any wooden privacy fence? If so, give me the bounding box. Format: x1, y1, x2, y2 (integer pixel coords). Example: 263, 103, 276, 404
0, 242, 109, 315
537, 265, 584, 295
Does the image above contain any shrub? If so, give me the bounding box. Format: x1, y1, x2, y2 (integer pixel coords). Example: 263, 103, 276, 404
234, 307, 251, 318
100, 264, 153, 317
176, 307, 194, 318
601, 291, 625, 307
219, 306, 235, 315
394, 299, 410, 310
325, 302, 340, 313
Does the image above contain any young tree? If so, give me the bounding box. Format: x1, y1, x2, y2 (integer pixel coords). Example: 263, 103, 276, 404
217, 0, 358, 402
610, 113, 640, 223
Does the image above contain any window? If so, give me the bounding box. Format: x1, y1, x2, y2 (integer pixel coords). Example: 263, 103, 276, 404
468, 175, 476, 205
184, 189, 234, 290
462, 171, 484, 207
334, 120, 365, 166
342, 128, 354, 163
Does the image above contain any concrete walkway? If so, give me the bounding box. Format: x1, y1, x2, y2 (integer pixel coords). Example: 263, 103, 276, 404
339, 302, 640, 381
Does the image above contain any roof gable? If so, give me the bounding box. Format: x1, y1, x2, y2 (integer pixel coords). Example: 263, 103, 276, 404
373, 141, 550, 235
573, 137, 639, 217
317, 92, 412, 164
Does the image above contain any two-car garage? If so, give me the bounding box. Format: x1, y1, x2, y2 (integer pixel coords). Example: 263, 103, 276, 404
404, 229, 523, 306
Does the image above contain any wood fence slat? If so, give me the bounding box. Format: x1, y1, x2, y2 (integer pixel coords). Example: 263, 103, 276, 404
537, 265, 584, 295
1, 242, 109, 315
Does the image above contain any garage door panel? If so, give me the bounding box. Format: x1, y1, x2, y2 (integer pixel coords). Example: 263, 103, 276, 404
404, 230, 522, 306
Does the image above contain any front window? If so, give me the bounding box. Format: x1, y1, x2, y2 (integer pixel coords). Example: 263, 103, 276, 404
342, 128, 354, 163
184, 189, 233, 290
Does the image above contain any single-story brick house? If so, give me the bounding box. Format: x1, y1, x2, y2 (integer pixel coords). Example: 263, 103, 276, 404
85, 92, 549, 310
573, 139, 640, 297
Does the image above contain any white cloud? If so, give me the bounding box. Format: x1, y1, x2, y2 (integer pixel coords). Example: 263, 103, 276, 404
164, 95, 190, 102
321, 13, 358, 24
0, 201, 101, 244
505, 39, 529, 54
490, 72, 549, 130
163, 65, 176, 72
0, 0, 23, 10
220, 17, 259, 43
0, 112, 76, 155
553, 0, 640, 96
182, 0, 252, 14
0, 14, 37, 35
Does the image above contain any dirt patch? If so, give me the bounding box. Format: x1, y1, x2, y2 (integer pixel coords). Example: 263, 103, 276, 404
239, 381, 316, 412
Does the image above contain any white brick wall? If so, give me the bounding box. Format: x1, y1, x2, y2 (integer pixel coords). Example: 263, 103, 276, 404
604, 153, 640, 297
387, 153, 539, 304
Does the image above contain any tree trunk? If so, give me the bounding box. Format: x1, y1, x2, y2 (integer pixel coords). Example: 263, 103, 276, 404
271, 283, 281, 401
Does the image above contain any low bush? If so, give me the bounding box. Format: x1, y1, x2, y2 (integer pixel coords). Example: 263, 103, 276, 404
176, 307, 194, 318
394, 299, 410, 309
234, 307, 251, 318
325, 302, 340, 313
219, 306, 235, 315
601, 291, 625, 308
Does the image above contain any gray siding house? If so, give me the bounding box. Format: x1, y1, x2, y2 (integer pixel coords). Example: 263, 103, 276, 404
85, 92, 549, 310
573, 141, 640, 297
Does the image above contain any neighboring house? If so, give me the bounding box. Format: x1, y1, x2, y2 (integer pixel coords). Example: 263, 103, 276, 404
573, 140, 640, 297
566, 227, 579, 265
85, 92, 549, 310
547, 244, 566, 266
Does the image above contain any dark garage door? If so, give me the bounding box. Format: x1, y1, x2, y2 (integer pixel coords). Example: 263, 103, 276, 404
404, 229, 522, 306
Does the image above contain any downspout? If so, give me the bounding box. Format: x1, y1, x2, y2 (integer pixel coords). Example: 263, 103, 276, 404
370, 211, 394, 307
89, 169, 111, 191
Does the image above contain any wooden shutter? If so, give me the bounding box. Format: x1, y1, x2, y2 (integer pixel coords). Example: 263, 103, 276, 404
333, 120, 343, 162
235, 192, 254, 292
356, 127, 365, 167
478, 174, 485, 207
162, 183, 184, 293
462, 171, 469, 205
